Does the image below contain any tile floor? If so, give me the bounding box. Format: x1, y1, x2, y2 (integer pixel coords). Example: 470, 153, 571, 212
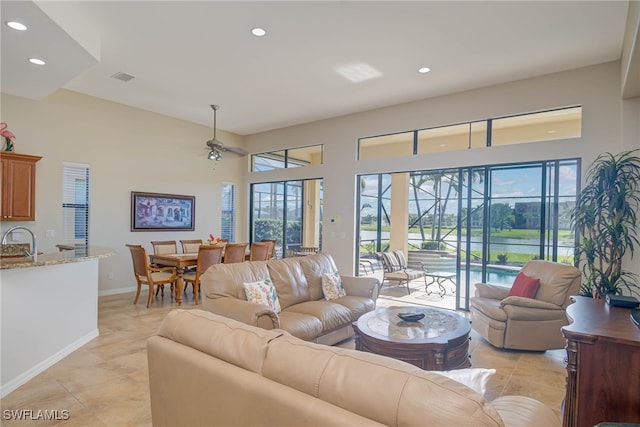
1, 288, 567, 427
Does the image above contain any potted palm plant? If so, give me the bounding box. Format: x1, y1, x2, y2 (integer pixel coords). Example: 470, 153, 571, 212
571, 149, 640, 298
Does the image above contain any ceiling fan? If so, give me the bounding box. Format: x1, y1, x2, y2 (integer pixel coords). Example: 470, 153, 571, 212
205, 104, 248, 161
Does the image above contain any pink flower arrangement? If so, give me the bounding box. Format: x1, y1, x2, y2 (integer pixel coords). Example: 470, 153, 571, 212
208, 234, 223, 243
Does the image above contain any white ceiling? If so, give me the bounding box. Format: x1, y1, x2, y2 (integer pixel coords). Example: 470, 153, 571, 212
0, 1, 631, 136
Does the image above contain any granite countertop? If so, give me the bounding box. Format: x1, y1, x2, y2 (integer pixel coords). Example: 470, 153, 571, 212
0, 246, 115, 270
1, 243, 31, 257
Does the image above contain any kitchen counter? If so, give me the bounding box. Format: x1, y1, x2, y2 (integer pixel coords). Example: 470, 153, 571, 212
1, 246, 115, 398
0, 246, 114, 269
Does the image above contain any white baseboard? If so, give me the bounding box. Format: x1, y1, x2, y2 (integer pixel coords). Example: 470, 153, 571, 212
98, 286, 137, 297
1, 329, 99, 398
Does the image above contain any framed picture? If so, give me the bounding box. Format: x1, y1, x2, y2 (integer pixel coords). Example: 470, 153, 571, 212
131, 191, 195, 231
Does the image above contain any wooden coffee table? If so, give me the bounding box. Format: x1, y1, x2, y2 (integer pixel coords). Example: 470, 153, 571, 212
353, 306, 471, 370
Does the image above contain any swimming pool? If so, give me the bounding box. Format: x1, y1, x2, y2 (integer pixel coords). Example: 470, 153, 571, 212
463, 265, 519, 286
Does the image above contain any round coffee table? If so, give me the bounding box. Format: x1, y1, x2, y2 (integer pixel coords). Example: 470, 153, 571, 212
353, 306, 471, 370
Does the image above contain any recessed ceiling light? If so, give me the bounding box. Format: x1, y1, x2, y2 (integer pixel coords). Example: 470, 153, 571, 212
547, 130, 557, 134
28, 58, 45, 65
418, 67, 431, 74
251, 27, 266, 37
5, 21, 27, 31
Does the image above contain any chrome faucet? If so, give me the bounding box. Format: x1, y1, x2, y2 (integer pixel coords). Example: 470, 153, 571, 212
1, 226, 37, 262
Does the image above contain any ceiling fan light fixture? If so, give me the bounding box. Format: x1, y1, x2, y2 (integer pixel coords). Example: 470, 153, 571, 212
208, 149, 222, 161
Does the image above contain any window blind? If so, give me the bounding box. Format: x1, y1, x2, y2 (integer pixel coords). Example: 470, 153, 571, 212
62, 163, 90, 247
221, 183, 235, 241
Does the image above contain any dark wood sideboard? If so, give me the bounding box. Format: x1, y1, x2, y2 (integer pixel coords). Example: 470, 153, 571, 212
561, 296, 640, 427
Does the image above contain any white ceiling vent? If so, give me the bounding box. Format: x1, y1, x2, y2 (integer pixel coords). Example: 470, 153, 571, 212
111, 72, 135, 82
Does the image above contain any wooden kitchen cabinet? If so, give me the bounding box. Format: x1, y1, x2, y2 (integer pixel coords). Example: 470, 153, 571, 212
1, 152, 42, 221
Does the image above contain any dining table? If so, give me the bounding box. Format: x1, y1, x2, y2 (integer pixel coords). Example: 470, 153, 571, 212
149, 247, 251, 304
149, 253, 197, 305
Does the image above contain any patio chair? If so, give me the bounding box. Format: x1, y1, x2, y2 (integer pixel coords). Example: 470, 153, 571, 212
379, 250, 425, 294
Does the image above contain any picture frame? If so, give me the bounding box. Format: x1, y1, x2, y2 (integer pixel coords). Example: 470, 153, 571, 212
131, 191, 195, 231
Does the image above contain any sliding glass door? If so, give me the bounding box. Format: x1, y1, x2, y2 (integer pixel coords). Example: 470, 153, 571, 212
357, 159, 578, 310
250, 179, 323, 258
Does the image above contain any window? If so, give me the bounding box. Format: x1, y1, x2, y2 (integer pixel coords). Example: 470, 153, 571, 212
221, 183, 236, 241
491, 107, 581, 146
358, 106, 581, 160
359, 132, 414, 160
417, 122, 487, 154
62, 163, 90, 247
251, 145, 323, 171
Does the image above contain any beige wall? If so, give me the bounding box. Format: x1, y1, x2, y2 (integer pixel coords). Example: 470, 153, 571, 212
2, 61, 638, 295
0, 90, 247, 295
244, 61, 637, 277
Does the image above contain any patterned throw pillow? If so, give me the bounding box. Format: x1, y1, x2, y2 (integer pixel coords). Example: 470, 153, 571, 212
322, 271, 347, 300
243, 278, 281, 313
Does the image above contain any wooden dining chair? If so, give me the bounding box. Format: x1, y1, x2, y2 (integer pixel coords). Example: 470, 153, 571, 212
151, 240, 177, 255
183, 245, 223, 304
150, 240, 178, 296
223, 243, 249, 263
260, 239, 277, 259
249, 241, 271, 261
180, 239, 203, 254
126, 244, 177, 308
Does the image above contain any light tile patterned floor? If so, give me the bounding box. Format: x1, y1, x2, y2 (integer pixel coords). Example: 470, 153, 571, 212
1, 288, 566, 426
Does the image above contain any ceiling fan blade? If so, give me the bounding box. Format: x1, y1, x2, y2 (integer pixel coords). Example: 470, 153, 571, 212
221, 146, 248, 156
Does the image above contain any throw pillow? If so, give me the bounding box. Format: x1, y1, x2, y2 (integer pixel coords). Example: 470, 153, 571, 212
435, 368, 496, 396
508, 271, 540, 298
243, 278, 281, 313
322, 271, 347, 300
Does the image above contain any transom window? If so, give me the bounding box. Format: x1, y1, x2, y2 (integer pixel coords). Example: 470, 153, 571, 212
358, 106, 581, 160
252, 145, 323, 171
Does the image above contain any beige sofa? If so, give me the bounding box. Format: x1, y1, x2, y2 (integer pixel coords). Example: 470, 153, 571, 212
147, 309, 561, 427
470, 260, 581, 351
200, 252, 379, 345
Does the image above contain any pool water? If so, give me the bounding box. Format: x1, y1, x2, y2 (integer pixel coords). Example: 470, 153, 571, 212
464, 265, 519, 286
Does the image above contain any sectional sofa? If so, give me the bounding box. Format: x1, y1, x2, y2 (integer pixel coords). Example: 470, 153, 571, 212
147, 309, 561, 426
